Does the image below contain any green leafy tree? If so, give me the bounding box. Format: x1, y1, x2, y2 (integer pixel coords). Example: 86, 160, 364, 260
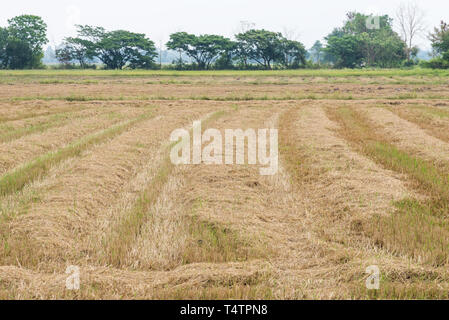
167, 32, 232, 69
54, 46, 73, 67
429, 21, 449, 58
5, 39, 34, 69
214, 40, 237, 69
326, 34, 364, 68
325, 12, 406, 68
234, 37, 251, 68
56, 37, 95, 68
362, 30, 407, 67
69, 25, 157, 69
278, 38, 306, 69
0, 27, 8, 68
235, 29, 283, 69
97, 30, 157, 69
425, 21, 449, 68
7, 15, 48, 68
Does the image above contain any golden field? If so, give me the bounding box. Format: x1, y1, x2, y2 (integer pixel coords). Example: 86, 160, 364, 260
1, 69, 449, 299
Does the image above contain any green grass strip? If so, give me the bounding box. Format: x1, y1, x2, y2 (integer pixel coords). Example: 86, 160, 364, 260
5, 93, 449, 103
1, 68, 449, 78
103, 110, 226, 267
0, 110, 155, 197
333, 106, 449, 198
0, 110, 127, 144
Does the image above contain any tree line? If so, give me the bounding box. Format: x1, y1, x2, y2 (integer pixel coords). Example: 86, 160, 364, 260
2, 9, 449, 70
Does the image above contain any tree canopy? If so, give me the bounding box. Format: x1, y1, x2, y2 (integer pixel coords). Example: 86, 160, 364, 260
429, 21, 449, 57
55, 37, 95, 68
7, 15, 48, 55
235, 29, 283, 69
0, 15, 48, 69
166, 29, 306, 70
278, 38, 306, 69
56, 25, 157, 69
425, 21, 449, 68
167, 32, 233, 69
325, 12, 406, 68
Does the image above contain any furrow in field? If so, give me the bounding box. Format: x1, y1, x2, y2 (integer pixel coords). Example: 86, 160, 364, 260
295, 106, 410, 218
0, 106, 127, 144
96, 100, 304, 274
96, 110, 225, 269
0, 103, 216, 271
122, 107, 279, 272
0, 261, 271, 299
386, 104, 449, 143
2, 83, 449, 101
0, 106, 147, 176
124, 104, 316, 297
365, 107, 449, 163
327, 105, 449, 268
276, 105, 426, 298
0, 102, 88, 123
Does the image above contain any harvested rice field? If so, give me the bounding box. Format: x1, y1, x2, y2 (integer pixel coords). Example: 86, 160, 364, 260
1, 69, 449, 299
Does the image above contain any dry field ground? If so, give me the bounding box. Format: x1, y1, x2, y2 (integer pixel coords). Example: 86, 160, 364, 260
0, 69, 449, 299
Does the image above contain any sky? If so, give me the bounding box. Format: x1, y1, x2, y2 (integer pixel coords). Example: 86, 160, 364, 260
0, 0, 448, 50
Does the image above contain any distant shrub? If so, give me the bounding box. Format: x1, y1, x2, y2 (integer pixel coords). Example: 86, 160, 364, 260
420, 58, 449, 69
304, 60, 322, 69
401, 59, 419, 68
47, 63, 98, 70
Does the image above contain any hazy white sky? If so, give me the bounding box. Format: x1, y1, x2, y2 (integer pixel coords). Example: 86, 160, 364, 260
1, 0, 448, 49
